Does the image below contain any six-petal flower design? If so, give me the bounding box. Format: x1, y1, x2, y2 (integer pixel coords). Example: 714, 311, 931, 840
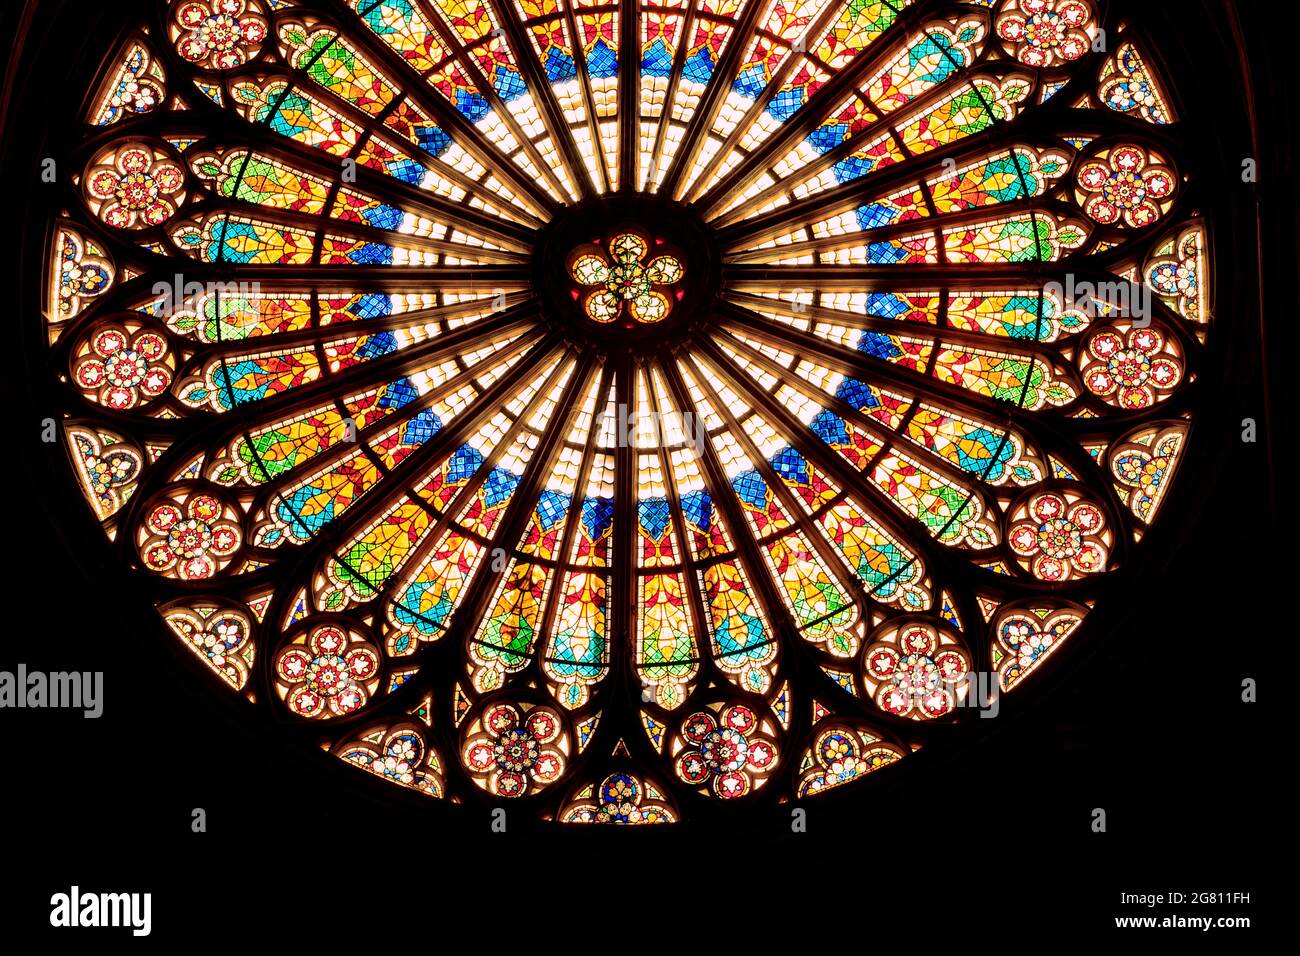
276, 623, 381, 718
84, 142, 186, 230
1076, 144, 1176, 228
138, 488, 243, 580
862, 623, 971, 719
674, 704, 778, 798
1008, 491, 1109, 580
72, 323, 173, 410
172, 0, 268, 70
996, 0, 1095, 68
1081, 323, 1183, 408
462, 702, 569, 797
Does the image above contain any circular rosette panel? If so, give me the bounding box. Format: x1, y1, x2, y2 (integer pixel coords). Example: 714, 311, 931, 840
41, 0, 1214, 821
671, 701, 781, 799
135, 484, 243, 580
82, 140, 186, 230
70, 318, 175, 411
274, 618, 382, 719
461, 700, 570, 799
860, 619, 973, 719
170, 0, 270, 71
1006, 487, 1113, 581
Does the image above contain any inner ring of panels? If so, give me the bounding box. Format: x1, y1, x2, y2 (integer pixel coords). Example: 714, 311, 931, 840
48, 0, 1209, 820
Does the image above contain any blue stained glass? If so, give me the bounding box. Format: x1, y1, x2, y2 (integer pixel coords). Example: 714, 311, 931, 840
393, 580, 454, 633
582, 496, 614, 539
278, 486, 333, 539
378, 376, 417, 409
350, 293, 392, 319
356, 332, 398, 360
836, 377, 880, 411
267, 94, 312, 139
362, 203, 404, 231
641, 39, 673, 76
385, 159, 424, 184
807, 123, 850, 154
769, 446, 809, 485
482, 467, 520, 507
858, 331, 904, 359
348, 243, 394, 265
454, 89, 490, 123
638, 497, 671, 541
949, 427, 1014, 480
910, 32, 961, 86
543, 46, 576, 83
446, 444, 484, 483
855, 202, 899, 231
211, 360, 272, 406
493, 66, 527, 102
536, 489, 571, 530
732, 63, 767, 99
811, 410, 850, 445
864, 292, 910, 320
206, 220, 260, 264
766, 88, 805, 122
586, 39, 618, 79
415, 125, 451, 158
357, 0, 411, 37
833, 155, 875, 184
731, 470, 769, 510
866, 241, 908, 264
401, 408, 442, 444
683, 47, 716, 83
680, 490, 713, 531
715, 615, 767, 657
437, 445, 481, 485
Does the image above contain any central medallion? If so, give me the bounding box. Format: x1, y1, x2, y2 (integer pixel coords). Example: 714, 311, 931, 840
533, 194, 720, 346
568, 230, 685, 325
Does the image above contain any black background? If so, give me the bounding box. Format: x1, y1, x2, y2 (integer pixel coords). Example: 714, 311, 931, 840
1, 0, 1286, 939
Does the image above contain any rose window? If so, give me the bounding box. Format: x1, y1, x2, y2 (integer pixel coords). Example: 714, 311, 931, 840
41, 0, 1212, 824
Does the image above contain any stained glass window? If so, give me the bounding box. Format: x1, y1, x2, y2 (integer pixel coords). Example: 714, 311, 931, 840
46, 0, 1210, 821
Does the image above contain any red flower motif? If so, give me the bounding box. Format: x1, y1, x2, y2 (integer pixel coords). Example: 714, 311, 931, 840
173, 0, 268, 70
85, 142, 185, 230
73, 324, 172, 410
1082, 324, 1183, 408
276, 624, 380, 718
138, 489, 241, 580
863, 623, 971, 719
674, 704, 778, 798
996, 0, 1095, 68
462, 702, 568, 797
1076, 144, 1176, 228
1008, 491, 1109, 581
